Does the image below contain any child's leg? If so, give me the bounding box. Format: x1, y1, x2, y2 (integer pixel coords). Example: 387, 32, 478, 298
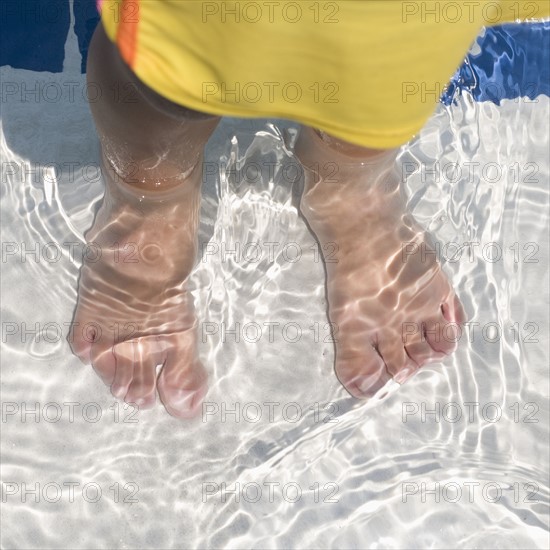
294, 126, 466, 397
87, 23, 219, 191
69, 22, 220, 417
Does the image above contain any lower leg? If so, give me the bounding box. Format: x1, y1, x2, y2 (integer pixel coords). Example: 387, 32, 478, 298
86, 22, 220, 192
294, 126, 465, 397
69, 22, 220, 417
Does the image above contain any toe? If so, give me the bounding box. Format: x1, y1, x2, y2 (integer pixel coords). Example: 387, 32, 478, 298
335, 344, 391, 399
376, 334, 419, 384
158, 374, 208, 419
110, 341, 135, 399
423, 309, 460, 356
123, 339, 158, 409
157, 333, 208, 419
442, 293, 467, 325
403, 326, 444, 368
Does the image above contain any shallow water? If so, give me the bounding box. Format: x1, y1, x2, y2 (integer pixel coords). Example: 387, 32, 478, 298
1, 23, 550, 550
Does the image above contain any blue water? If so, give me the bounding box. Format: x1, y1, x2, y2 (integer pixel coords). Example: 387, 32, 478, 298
443, 21, 550, 104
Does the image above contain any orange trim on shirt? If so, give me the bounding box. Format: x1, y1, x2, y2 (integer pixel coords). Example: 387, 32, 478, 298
116, 0, 140, 68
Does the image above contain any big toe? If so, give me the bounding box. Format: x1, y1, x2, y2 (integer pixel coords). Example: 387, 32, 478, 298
442, 293, 467, 325
113, 339, 158, 409
336, 344, 391, 399
157, 342, 208, 418
158, 378, 208, 419
410, 292, 466, 360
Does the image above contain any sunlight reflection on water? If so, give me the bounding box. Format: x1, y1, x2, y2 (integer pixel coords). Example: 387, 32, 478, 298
0, 58, 548, 549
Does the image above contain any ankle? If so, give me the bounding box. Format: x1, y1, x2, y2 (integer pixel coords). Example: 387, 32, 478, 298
311, 128, 393, 160
295, 127, 399, 189
101, 151, 204, 204
295, 127, 400, 195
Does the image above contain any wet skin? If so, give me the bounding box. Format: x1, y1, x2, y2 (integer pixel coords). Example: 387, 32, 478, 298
69, 22, 465, 417
295, 127, 466, 397
69, 23, 220, 418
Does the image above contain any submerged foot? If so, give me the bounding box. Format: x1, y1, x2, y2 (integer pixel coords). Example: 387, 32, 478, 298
296, 128, 466, 398
68, 159, 207, 418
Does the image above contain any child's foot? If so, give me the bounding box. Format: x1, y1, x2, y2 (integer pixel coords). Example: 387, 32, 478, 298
296, 128, 466, 398
68, 158, 207, 417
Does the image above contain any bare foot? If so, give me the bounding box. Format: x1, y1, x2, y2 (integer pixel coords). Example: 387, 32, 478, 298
296, 128, 466, 398
68, 157, 207, 417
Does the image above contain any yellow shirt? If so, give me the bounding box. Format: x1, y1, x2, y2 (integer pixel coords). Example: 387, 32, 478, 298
99, 0, 550, 148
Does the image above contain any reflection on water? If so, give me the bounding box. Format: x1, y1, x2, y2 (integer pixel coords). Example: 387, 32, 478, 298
1, 61, 549, 549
